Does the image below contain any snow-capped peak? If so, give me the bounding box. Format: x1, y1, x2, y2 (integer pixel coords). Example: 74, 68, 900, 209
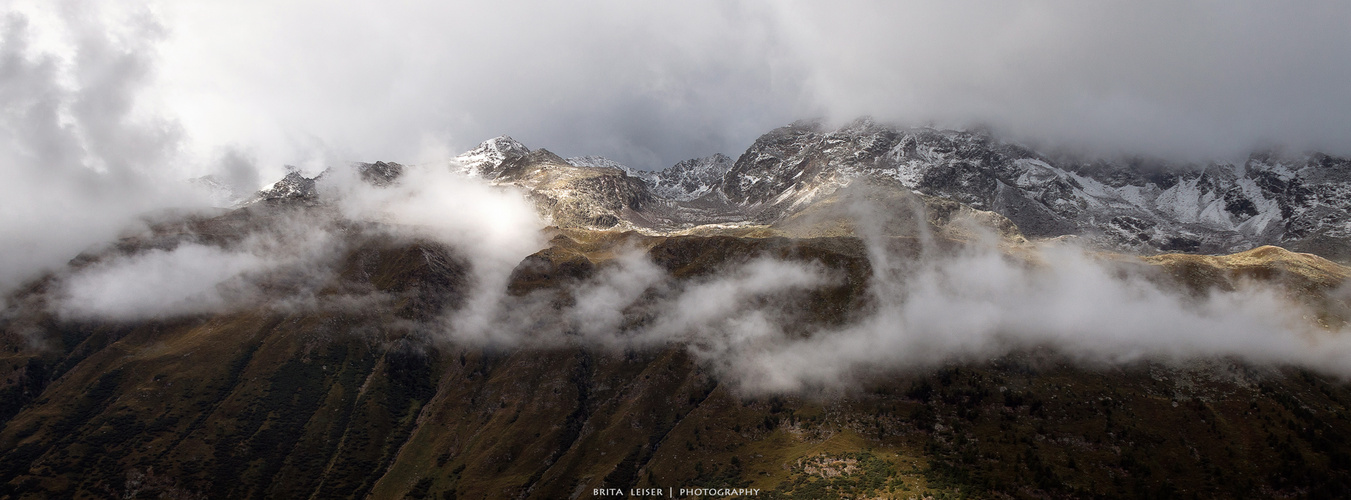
454, 136, 530, 176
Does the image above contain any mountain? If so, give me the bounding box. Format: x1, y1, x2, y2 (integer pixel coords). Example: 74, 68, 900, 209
2, 120, 1351, 498
453, 135, 532, 178
569, 154, 735, 202
710, 119, 1351, 260
447, 120, 1351, 263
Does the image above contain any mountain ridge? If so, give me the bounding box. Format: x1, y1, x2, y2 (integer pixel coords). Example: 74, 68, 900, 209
3, 118, 1351, 498
329, 119, 1351, 262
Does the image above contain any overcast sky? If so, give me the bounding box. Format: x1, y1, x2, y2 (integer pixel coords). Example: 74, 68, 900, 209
3, 0, 1351, 291
8, 0, 1351, 174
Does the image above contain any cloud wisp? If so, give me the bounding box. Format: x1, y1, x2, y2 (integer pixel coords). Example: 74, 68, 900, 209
55, 214, 340, 320
32, 160, 1351, 394
7, 1, 1351, 306
49, 161, 546, 324
6, 1, 1351, 395
444, 201, 1351, 394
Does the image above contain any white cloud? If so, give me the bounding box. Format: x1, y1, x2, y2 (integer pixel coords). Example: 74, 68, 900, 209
57, 243, 266, 319
323, 162, 547, 341
7, 0, 1351, 394
54, 210, 341, 319
8, 0, 1351, 298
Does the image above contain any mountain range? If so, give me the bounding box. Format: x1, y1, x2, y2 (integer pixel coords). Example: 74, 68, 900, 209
434, 118, 1351, 261
2, 119, 1350, 498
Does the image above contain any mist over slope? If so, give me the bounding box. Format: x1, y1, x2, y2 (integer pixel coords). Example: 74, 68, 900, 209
13, 120, 1351, 390
5, 2, 1351, 497
2, 124, 1351, 497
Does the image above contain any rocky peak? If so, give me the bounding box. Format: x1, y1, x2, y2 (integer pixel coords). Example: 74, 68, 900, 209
567, 154, 734, 202
245, 122, 1351, 261
357, 161, 404, 186
566, 155, 631, 173
256, 170, 320, 205
708, 120, 1351, 259
647, 153, 734, 201
454, 136, 530, 177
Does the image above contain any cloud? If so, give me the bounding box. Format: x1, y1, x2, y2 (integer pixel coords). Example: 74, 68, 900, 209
641, 258, 834, 344
124, 0, 1351, 171
8, 0, 1351, 299
726, 241, 1350, 392
54, 210, 342, 320
324, 161, 547, 341
569, 248, 667, 346
145, 1, 801, 171
0, 6, 208, 297
425, 198, 1351, 394
51, 161, 546, 321
7, 0, 1351, 394
58, 243, 269, 320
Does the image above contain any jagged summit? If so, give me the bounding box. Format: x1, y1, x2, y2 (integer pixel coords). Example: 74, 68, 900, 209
565, 155, 629, 172
566, 153, 734, 201
357, 161, 404, 186
256, 170, 319, 205
706, 119, 1351, 259
647, 153, 734, 201
453, 135, 530, 177
245, 120, 1351, 261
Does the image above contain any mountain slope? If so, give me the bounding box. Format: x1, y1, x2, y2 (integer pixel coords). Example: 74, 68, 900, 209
2, 119, 1351, 498
3, 212, 1351, 498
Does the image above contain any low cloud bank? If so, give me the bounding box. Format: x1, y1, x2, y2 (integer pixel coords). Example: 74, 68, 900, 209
60, 243, 276, 320
32, 161, 1351, 394
50, 162, 546, 322
725, 242, 1349, 392
442, 205, 1351, 393
54, 210, 343, 320
323, 163, 547, 340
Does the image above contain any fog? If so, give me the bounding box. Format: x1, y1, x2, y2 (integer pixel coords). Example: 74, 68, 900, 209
518, 210, 1351, 392
56, 214, 339, 319
53, 162, 547, 324
322, 160, 547, 341
6, 1, 1351, 392
723, 241, 1349, 392
29, 156, 1351, 393
7, 1, 1351, 299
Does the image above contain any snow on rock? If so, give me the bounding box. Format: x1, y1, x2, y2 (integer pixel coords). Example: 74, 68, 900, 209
454, 136, 530, 177
254, 121, 1351, 260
